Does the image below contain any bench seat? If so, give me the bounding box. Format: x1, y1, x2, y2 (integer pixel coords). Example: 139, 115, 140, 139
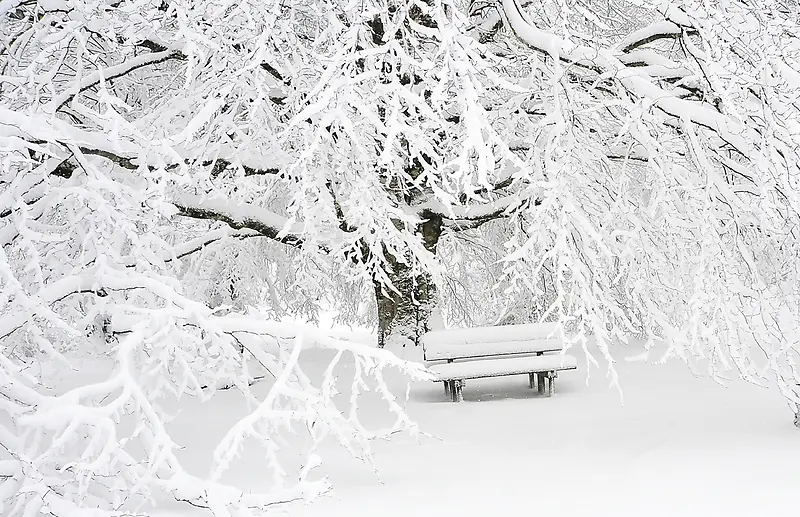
428, 354, 577, 381
423, 338, 562, 363
422, 322, 559, 346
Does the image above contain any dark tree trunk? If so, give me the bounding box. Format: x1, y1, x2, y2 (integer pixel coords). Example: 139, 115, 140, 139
376, 210, 442, 348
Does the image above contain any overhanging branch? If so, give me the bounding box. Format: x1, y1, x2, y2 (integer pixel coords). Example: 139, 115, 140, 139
50, 50, 185, 111
47, 41, 288, 113
31, 149, 302, 249
499, 0, 755, 160
172, 194, 303, 248
617, 21, 697, 53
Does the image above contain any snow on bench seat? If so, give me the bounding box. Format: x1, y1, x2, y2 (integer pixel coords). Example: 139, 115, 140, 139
422, 322, 559, 347
428, 354, 577, 381
423, 338, 562, 363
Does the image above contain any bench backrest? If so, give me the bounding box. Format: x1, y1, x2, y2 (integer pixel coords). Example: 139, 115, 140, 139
421, 323, 563, 362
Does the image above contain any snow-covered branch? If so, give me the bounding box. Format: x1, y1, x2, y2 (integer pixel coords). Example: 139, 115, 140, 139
500, 0, 754, 157
172, 194, 304, 247
617, 20, 692, 53
49, 49, 185, 112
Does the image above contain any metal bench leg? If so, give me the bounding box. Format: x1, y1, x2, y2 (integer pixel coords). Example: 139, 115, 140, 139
528, 372, 536, 389
452, 379, 464, 402
537, 372, 546, 395
444, 380, 451, 397
546, 371, 555, 396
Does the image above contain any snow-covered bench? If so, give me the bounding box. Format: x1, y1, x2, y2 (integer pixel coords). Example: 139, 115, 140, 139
421, 323, 577, 402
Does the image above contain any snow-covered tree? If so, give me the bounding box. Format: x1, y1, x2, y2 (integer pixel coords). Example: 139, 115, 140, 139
2, 0, 800, 514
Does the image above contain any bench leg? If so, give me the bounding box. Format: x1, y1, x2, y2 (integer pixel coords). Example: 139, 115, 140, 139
537, 372, 546, 395
444, 380, 451, 397
452, 379, 464, 402
546, 371, 555, 396
528, 372, 536, 389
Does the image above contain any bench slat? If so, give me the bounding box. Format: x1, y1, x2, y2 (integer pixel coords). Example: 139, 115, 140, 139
421, 322, 559, 347
428, 354, 577, 382
424, 338, 562, 362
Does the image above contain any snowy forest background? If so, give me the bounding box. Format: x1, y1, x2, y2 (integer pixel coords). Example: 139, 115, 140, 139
1, 0, 799, 515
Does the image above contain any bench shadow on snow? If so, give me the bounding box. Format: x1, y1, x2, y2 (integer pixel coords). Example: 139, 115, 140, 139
411, 374, 577, 404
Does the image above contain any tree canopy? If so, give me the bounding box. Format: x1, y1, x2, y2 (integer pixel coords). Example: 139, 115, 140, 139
2, 0, 799, 515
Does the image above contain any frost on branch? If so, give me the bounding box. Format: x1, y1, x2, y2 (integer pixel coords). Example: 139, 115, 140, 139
3, 0, 800, 512
0, 264, 430, 516
476, 0, 800, 412
0, 140, 428, 514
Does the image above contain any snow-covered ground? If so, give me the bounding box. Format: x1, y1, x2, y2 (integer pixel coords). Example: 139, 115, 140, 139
151, 333, 799, 517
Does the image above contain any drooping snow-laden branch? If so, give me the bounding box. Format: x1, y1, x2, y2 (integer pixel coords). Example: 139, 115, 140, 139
500, 0, 754, 157
1, 5, 445, 512
0, 256, 432, 516
172, 194, 304, 246
486, 0, 800, 405
0, 147, 426, 514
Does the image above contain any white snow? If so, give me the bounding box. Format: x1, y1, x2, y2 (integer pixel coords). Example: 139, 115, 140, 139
172, 193, 304, 237
0, 0, 26, 17
422, 322, 561, 346
422, 323, 564, 361
427, 353, 577, 380
424, 338, 564, 362
499, 0, 757, 158
616, 21, 682, 51
420, 323, 564, 362
142, 337, 799, 517
47, 50, 179, 111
